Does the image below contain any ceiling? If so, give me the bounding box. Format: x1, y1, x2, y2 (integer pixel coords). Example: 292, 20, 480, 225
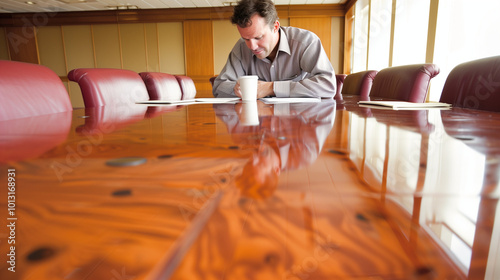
0, 0, 348, 13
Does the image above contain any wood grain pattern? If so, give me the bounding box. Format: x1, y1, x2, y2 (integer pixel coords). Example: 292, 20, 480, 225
184, 20, 214, 78
0, 5, 346, 27
171, 153, 465, 279
2, 97, 499, 279
5, 26, 39, 64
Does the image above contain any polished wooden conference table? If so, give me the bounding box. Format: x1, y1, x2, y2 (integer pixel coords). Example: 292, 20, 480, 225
1, 96, 499, 280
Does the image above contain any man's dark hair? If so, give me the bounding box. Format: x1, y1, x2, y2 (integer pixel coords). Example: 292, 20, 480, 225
231, 0, 278, 28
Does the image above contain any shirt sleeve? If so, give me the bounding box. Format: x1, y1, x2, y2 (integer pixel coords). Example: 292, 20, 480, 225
274, 33, 336, 99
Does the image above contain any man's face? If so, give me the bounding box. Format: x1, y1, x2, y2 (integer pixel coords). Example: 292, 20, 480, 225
237, 14, 280, 60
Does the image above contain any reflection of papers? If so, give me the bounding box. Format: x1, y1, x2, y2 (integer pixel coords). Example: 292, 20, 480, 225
358, 101, 451, 110
195, 98, 241, 103
136, 98, 240, 105
259, 97, 321, 104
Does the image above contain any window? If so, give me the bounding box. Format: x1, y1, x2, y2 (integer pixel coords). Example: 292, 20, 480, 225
352, 0, 369, 72
367, 0, 392, 70
391, 0, 430, 66
429, 0, 500, 101
349, 0, 500, 100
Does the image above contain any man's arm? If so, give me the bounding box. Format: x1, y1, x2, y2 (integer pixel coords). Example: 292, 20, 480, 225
212, 46, 244, 98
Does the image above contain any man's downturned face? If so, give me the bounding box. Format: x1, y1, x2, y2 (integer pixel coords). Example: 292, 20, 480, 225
237, 14, 280, 60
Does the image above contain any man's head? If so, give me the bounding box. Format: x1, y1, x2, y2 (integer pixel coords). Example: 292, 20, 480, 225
231, 0, 278, 28
231, 0, 280, 60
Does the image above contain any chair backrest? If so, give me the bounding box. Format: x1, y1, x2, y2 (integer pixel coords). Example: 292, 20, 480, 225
0, 60, 72, 121
439, 55, 500, 112
210, 76, 217, 86
175, 75, 197, 100
68, 68, 149, 107
139, 72, 182, 101
335, 74, 347, 100
341, 70, 378, 98
369, 64, 440, 103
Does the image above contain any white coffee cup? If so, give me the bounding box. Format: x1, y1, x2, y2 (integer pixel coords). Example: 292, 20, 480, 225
240, 101, 259, 126
238, 75, 258, 102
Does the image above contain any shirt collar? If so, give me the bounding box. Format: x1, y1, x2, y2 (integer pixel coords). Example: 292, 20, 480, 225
277, 27, 291, 56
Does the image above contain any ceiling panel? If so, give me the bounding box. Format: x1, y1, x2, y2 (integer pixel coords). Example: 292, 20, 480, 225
274, 0, 291, 4
0, 0, 347, 13
160, 0, 184, 8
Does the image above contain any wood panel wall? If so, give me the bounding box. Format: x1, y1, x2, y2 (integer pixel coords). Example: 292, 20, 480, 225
0, 27, 9, 59
184, 20, 214, 96
0, 5, 347, 106
5, 26, 38, 64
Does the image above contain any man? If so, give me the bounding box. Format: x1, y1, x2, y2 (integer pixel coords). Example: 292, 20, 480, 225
213, 0, 336, 99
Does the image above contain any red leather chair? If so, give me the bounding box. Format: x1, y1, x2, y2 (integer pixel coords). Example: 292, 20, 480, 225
369, 64, 440, 103
335, 74, 347, 101
0, 60, 72, 121
174, 75, 197, 100
0, 60, 72, 162
209, 76, 217, 87
139, 72, 183, 101
439, 55, 500, 112
68, 68, 149, 107
341, 70, 378, 98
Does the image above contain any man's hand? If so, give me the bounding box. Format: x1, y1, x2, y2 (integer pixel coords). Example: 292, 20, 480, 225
234, 80, 275, 98
257, 81, 274, 98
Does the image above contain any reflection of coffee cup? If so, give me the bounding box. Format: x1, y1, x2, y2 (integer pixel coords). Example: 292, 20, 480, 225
238, 75, 258, 102
240, 101, 259, 126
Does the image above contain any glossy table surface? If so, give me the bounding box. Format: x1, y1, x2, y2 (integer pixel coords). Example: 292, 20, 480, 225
1, 96, 500, 280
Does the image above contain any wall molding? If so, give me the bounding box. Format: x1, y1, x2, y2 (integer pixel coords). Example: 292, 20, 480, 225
0, 4, 346, 27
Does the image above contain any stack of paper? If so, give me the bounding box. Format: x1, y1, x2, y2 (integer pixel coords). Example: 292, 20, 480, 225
137, 97, 324, 105
358, 101, 451, 110
258, 97, 321, 104
136, 98, 240, 105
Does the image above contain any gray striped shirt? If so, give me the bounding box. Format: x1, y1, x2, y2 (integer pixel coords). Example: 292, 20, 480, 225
213, 26, 336, 98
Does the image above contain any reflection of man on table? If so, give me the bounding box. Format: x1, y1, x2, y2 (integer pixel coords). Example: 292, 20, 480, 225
213, 0, 336, 99
214, 101, 336, 199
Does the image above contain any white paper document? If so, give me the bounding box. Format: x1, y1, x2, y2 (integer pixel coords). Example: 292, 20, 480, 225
258, 97, 321, 104
194, 98, 241, 103
358, 101, 451, 110
136, 98, 241, 105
